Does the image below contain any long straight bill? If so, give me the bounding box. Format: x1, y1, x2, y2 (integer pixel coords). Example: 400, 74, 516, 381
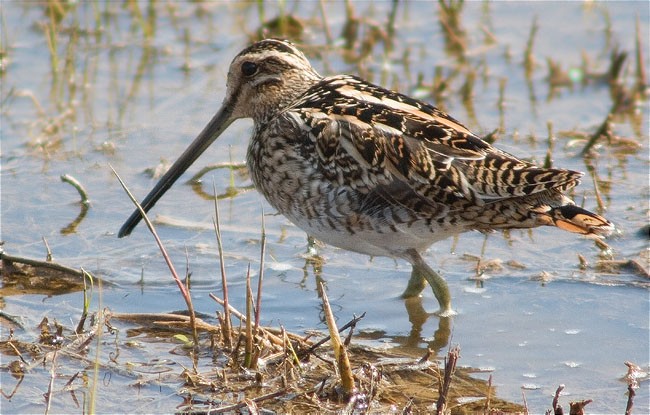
118, 104, 235, 237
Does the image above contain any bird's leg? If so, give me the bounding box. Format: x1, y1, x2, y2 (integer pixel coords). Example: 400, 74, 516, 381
300, 235, 327, 293
415, 262, 453, 316
405, 250, 455, 316
402, 270, 427, 298
306, 235, 319, 257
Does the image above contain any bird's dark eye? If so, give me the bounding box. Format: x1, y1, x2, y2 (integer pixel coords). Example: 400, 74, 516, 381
241, 61, 258, 76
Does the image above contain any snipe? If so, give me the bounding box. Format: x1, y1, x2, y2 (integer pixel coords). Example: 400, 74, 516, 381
119, 39, 613, 316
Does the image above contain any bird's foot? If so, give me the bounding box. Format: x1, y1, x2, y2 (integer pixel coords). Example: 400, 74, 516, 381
434, 307, 457, 317
408, 252, 455, 316
304, 235, 321, 258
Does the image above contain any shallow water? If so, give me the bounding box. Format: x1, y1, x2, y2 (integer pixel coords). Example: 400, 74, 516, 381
1, 2, 648, 413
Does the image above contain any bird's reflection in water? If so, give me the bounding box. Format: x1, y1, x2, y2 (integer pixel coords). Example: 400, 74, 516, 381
303, 255, 452, 356
403, 296, 452, 352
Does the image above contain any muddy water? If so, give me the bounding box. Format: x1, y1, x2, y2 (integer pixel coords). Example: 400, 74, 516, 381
1, 2, 648, 413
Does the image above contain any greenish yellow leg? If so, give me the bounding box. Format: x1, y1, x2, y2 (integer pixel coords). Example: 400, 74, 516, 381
405, 250, 455, 316
415, 261, 453, 316
306, 235, 318, 257
402, 270, 427, 298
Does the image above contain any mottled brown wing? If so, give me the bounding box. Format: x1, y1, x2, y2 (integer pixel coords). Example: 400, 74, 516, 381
287, 75, 582, 206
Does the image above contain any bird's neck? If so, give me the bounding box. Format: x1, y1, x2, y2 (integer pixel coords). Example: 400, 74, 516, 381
253, 70, 321, 124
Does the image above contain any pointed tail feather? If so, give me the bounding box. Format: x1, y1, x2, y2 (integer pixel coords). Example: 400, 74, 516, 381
535, 204, 615, 237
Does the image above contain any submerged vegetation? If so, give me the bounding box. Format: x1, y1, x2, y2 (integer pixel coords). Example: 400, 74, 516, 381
1, 1, 648, 413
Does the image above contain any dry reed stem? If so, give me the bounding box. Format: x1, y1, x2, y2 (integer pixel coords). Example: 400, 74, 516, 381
317, 0, 333, 45
188, 162, 247, 184
209, 293, 284, 347
74, 268, 92, 335
544, 121, 555, 169
111, 166, 198, 348
181, 388, 288, 415
110, 312, 219, 333
244, 264, 255, 369
625, 384, 635, 415
590, 169, 606, 212
319, 281, 355, 398
634, 15, 647, 92
581, 111, 614, 155
522, 388, 529, 415
523, 16, 539, 76
303, 312, 366, 356
44, 349, 57, 415
552, 384, 564, 414
60, 174, 90, 205
436, 344, 460, 415
281, 325, 302, 371
255, 212, 266, 331
484, 374, 492, 413
42, 236, 53, 262
212, 182, 232, 348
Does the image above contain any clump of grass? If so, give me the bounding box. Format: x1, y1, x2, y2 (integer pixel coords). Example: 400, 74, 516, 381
546, 57, 572, 90
1, 239, 529, 414
253, 0, 304, 42
438, 0, 467, 58
44, 1, 62, 87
